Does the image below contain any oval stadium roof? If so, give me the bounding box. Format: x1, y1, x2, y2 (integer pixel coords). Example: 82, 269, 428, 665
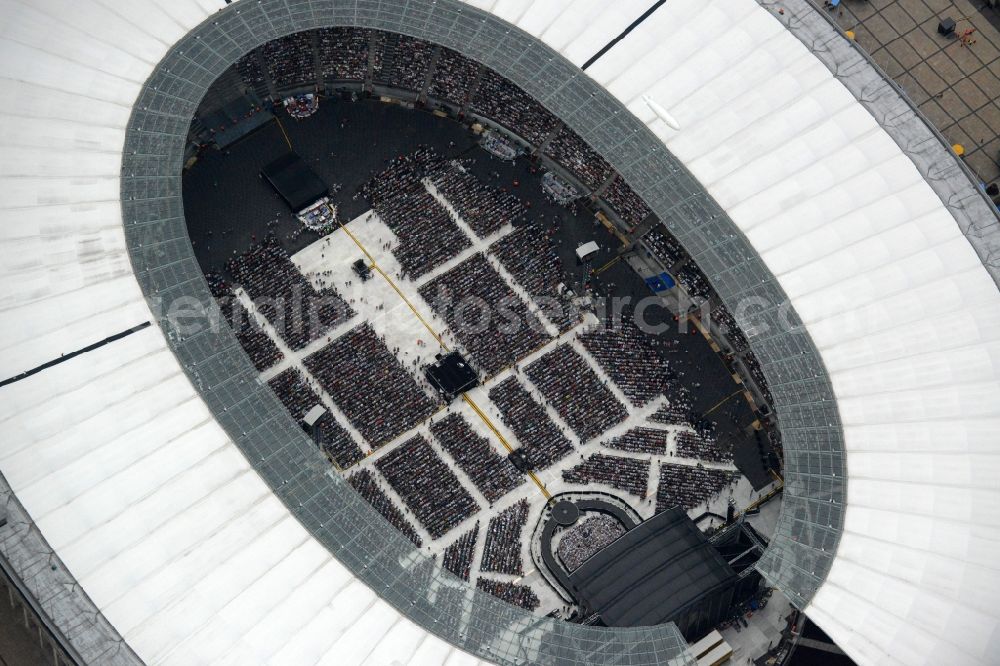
1, 0, 998, 665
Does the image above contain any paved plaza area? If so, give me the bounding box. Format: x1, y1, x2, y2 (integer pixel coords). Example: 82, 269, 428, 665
821, 0, 1000, 184
0, 591, 52, 666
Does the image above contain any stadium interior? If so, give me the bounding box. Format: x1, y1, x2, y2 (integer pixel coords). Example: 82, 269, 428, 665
3, 1, 1000, 665
185, 25, 783, 631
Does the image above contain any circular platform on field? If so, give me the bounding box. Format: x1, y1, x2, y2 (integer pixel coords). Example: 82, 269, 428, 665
551, 500, 580, 526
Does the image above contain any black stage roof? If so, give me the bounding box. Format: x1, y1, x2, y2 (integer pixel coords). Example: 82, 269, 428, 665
261, 152, 329, 213
425, 351, 479, 400
569, 507, 737, 628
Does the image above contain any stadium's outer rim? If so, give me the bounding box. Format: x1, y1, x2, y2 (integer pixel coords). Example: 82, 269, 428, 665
120, 0, 844, 663
767, 0, 1000, 284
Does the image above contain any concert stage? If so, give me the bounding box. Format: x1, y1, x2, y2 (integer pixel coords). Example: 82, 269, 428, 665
569, 507, 737, 638
261, 152, 329, 213
425, 351, 478, 400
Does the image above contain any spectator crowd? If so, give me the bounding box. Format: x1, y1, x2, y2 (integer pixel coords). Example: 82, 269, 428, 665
476, 578, 540, 612
470, 69, 558, 145
525, 344, 628, 442
430, 414, 524, 503
603, 427, 667, 455
711, 304, 750, 353
236, 48, 268, 97
419, 254, 550, 376
361, 149, 472, 278
205, 271, 284, 372
676, 263, 711, 300
489, 223, 578, 333
267, 368, 365, 468
480, 499, 529, 575
226, 235, 354, 350
304, 323, 438, 447
376, 435, 480, 539
655, 463, 735, 513
442, 523, 479, 581
431, 160, 526, 238
562, 454, 650, 498
489, 377, 574, 470
603, 175, 652, 226
375, 33, 434, 91
544, 126, 612, 191
743, 351, 773, 404
580, 317, 671, 406
427, 47, 480, 107
318, 27, 371, 81
676, 430, 732, 464
649, 398, 692, 427
348, 469, 423, 547
263, 33, 316, 90
556, 515, 626, 572
643, 227, 685, 267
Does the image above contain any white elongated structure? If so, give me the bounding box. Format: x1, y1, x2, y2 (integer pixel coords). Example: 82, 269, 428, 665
641, 95, 680, 132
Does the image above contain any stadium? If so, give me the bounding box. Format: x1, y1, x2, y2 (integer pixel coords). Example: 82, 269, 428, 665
1, 1, 999, 665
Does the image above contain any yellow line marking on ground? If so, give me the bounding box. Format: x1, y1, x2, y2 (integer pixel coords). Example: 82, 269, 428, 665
689, 314, 763, 411
334, 215, 449, 349
329, 205, 551, 500
687, 313, 713, 341
592, 254, 621, 276
734, 479, 783, 520
594, 211, 630, 246
274, 116, 293, 151
703, 388, 744, 418
463, 394, 552, 500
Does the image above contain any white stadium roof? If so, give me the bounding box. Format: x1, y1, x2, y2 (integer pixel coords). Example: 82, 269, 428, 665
1, 0, 999, 665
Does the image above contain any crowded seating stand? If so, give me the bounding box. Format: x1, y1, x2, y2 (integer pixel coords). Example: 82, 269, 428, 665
203, 27, 774, 621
